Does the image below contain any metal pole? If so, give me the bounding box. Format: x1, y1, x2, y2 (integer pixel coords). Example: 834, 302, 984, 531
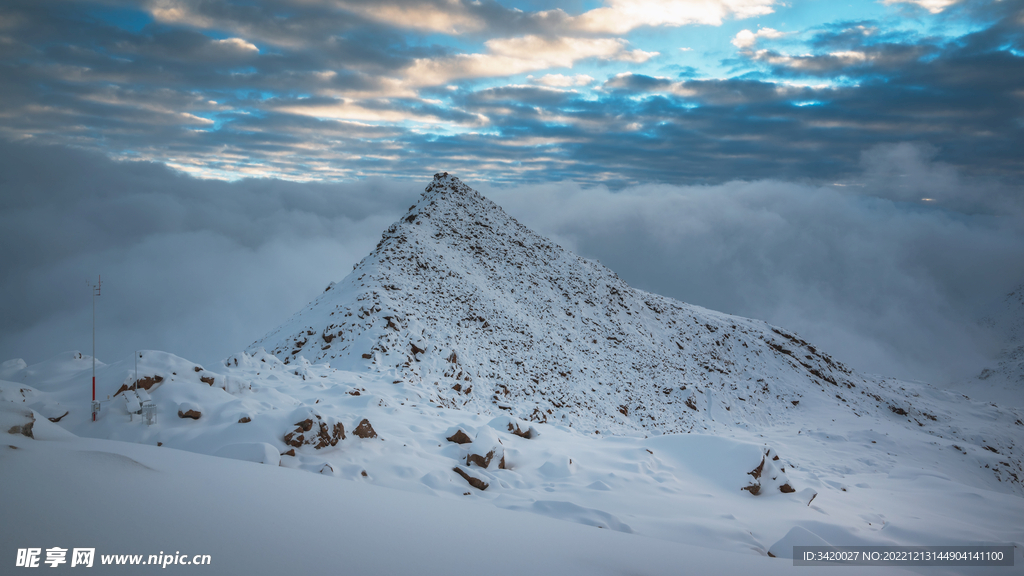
91, 275, 100, 422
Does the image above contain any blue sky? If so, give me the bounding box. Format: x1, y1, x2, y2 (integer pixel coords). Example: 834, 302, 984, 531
1, 0, 1020, 186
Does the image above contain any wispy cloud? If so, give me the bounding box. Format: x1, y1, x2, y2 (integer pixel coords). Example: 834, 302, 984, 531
404, 36, 657, 87
570, 0, 778, 34
882, 0, 961, 14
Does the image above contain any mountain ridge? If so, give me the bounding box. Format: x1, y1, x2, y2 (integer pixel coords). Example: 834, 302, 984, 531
249, 173, 1013, 445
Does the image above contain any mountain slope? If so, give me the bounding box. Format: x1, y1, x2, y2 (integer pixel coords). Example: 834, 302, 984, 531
954, 285, 1024, 407
250, 173, 1014, 444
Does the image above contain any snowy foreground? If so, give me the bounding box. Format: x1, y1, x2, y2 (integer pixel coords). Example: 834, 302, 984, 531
2, 350, 1022, 575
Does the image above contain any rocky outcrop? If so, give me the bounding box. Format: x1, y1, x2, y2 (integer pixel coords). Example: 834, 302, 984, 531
353, 418, 377, 439
283, 415, 345, 449
115, 375, 164, 396
742, 448, 794, 496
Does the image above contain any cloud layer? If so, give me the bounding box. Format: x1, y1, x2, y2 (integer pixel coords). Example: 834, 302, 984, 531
2, 141, 1021, 386
0, 0, 1020, 185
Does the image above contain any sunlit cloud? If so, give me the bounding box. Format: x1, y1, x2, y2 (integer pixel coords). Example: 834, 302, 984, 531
404, 36, 656, 86
731, 27, 788, 48
213, 38, 259, 53
276, 98, 488, 127
333, 0, 486, 34
882, 0, 961, 14
570, 0, 778, 34
531, 74, 596, 87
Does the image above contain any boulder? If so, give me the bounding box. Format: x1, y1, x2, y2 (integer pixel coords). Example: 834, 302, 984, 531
115, 375, 164, 396
446, 429, 472, 444
465, 426, 505, 469
353, 418, 377, 439
284, 413, 345, 449
177, 402, 201, 420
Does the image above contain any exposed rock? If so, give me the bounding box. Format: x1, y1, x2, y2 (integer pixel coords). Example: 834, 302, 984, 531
200, 375, 215, 386
353, 418, 377, 439
748, 456, 765, 480
238, 416, 252, 424
356, 414, 380, 436
466, 449, 497, 469
446, 429, 472, 444
114, 375, 164, 396
507, 421, 534, 439
178, 409, 201, 420
284, 415, 345, 449
283, 448, 296, 457
741, 484, 761, 495
47, 411, 69, 423
453, 466, 488, 490
779, 483, 796, 493
7, 415, 34, 439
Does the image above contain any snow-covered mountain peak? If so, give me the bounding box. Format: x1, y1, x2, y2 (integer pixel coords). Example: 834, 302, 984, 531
249, 175, 1022, 464
423, 171, 474, 198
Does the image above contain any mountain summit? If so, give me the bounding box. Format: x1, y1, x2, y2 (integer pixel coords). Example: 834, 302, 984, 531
249, 174, 978, 435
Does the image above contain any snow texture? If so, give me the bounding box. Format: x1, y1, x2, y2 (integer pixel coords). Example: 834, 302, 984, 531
3, 173, 1023, 574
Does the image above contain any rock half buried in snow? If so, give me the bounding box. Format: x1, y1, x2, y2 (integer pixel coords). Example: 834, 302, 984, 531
446, 428, 472, 444
353, 418, 377, 439
177, 402, 201, 420
742, 447, 794, 495
465, 426, 505, 469
115, 375, 164, 396
453, 466, 488, 490
6, 411, 35, 438
284, 413, 345, 449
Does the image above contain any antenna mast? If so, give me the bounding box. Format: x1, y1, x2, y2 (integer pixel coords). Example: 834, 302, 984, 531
90, 275, 101, 421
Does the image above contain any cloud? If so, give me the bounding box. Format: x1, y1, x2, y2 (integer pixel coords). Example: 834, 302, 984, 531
1, 0, 1022, 187
3, 141, 1021, 389
570, 0, 778, 34
531, 74, 595, 87
274, 96, 488, 126
731, 27, 787, 48
330, 0, 488, 34
213, 37, 259, 53
481, 150, 1024, 384
882, 0, 961, 14
0, 141, 421, 367
404, 36, 657, 87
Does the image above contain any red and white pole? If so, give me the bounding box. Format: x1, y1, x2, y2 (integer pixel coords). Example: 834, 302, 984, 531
91, 275, 101, 421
